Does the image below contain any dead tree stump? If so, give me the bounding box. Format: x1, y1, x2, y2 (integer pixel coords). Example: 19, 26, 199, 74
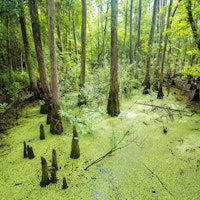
62, 177, 68, 189
23, 141, 28, 158
40, 157, 50, 187
50, 167, 57, 183
52, 149, 58, 171
40, 124, 45, 140
27, 145, 35, 159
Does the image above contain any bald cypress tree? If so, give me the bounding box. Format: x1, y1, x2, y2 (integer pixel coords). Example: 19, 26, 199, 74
107, 0, 120, 116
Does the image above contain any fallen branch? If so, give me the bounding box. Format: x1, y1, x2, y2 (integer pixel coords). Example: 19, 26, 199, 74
135, 102, 185, 112
84, 131, 139, 171
143, 163, 174, 197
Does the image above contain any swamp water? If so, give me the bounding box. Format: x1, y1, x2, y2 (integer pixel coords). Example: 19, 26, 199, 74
0, 89, 200, 200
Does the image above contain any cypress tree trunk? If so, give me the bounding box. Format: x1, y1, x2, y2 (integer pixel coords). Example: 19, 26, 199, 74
101, 0, 109, 67
136, 0, 142, 72
6, 16, 12, 83
123, 0, 128, 57
157, 0, 173, 99
187, 0, 200, 51
107, 0, 120, 116
78, 0, 87, 106
49, 0, 63, 135
129, 0, 134, 65
19, 1, 39, 98
142, 0, 157, 94
28, 0, 51, 112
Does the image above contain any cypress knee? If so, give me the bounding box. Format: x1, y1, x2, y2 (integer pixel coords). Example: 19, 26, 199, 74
27, 145, 35, 159
50, 167, 57, 183
40, 124, 45, 140
70, 137, 80, 159
62, 177, 68, 189
52, 149, 58, 170
23, 141, 28, 158
40, 157, 50, 187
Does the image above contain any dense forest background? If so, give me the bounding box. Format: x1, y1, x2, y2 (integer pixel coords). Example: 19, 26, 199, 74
0, 0, 199, 109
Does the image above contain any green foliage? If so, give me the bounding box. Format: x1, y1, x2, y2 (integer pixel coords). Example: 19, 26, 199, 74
6, 82, 21, 100
0, 102, 8, 113
182, 64, 200, 77
119, 64, 141, 97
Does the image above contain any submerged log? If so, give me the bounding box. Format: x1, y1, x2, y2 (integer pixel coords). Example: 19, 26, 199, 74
62, 177, 68, 189
52, 149, 58, 171
40, 124, 45, 140
40, 157, 50, 187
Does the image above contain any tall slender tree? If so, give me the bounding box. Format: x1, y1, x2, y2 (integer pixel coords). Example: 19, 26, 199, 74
186, 0, 200, 51
123, 0, 128, 56
78, 0, 87, 106
142, 0, 157, 94
129, 0, 134, 65
157, 0, 173, 99
28, 0, 51, 113
49, 0, 63, 134
19, 0, 39, 98
107, 0, 120, 116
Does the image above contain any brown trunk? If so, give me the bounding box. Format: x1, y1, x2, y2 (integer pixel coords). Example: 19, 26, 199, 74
6, 16, 12, 83
78, 0, 87, 106
123, 0, 128, 55
129, 0, 134, 64
49, 0, 63, 134
101, 0, 109, 67
107, 0, 120, 116
72, 15, 78, 63
187, 0, 200, 51
19, 2, 39, 98
143, 0, 157, 94
28, 0, 51, 107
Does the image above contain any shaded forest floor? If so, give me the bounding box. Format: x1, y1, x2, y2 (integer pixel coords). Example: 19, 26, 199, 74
0, 88, 200, 199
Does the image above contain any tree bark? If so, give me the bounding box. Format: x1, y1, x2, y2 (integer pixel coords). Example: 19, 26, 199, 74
187, 0, 200, 51
6, 16, 12, 83
101, 0, 109, 67
157, 0, 173, 99
142, 0, 157, 94
78, 0, 87, 106
49, 0, 63, 134
72, 14, 78, 64
107, 0, 120, 116
129, 0, 134, 64
28, 0, 51, 108
81, 0, 86, 88
135, 0, 142, 77
19, 1, 39, 98
123, 0, 128, 57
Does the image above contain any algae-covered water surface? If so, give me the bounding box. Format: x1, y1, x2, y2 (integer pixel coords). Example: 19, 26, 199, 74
0, 89, 200, 200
